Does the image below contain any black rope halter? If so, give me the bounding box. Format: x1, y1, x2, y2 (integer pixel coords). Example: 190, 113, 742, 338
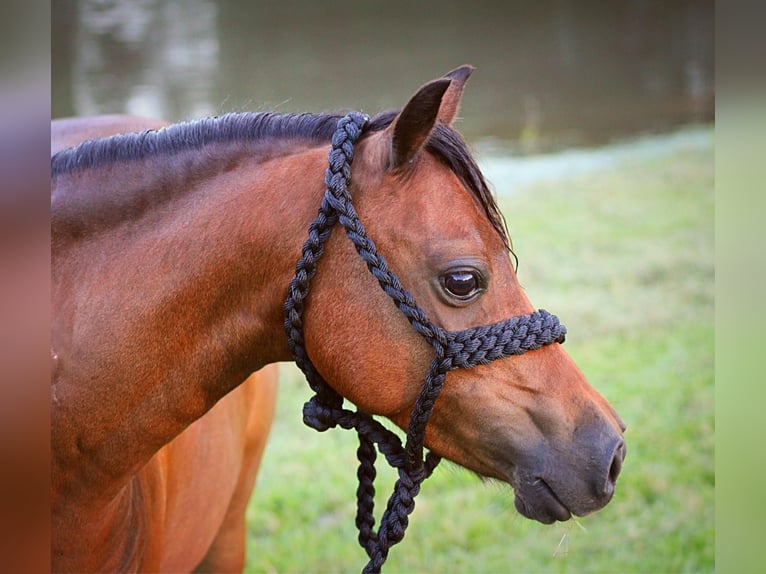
284, 112, 567, 573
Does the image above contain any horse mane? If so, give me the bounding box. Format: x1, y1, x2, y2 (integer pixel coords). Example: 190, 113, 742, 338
51, 110, 512, 252
50, 112, 345, 177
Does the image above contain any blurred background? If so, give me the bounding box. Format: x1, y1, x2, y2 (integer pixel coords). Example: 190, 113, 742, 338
52, 0, 713, 151
50, 1, 716, 573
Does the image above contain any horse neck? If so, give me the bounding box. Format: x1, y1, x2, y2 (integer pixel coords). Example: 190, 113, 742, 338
51, 141, 328, 504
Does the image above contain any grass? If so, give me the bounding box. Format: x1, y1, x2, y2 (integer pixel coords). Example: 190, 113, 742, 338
244, 130, 714, 573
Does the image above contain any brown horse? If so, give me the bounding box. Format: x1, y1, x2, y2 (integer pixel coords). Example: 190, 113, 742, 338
51, 66, 626, 572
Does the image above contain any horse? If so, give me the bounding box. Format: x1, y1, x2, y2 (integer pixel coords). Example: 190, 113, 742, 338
51, 65, 626, 572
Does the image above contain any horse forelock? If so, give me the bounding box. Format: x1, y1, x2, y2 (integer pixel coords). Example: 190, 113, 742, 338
365, 110, 513, 256
428, 123, 513, 256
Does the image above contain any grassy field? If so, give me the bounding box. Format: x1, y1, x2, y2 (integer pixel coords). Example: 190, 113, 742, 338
244, 129, 714, 573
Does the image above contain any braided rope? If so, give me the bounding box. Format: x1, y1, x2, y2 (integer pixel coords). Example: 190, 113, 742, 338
284, 112, 566, 572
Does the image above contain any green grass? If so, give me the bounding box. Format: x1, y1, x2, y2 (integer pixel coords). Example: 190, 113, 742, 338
245, 130, 714, 573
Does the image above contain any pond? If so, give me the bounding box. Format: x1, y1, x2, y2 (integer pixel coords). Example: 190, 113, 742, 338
52, 0, 713, 153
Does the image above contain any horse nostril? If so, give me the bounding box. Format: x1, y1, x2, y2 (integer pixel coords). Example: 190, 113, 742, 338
608, 440, 626, 486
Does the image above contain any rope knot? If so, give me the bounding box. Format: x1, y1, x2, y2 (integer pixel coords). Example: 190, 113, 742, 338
302, 396, 339, 432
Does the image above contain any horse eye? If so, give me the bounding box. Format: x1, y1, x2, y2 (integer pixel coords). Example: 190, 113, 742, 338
441, 270, 481, 300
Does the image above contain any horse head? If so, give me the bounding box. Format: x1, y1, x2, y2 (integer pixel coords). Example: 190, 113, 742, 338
300, 66, 626, 525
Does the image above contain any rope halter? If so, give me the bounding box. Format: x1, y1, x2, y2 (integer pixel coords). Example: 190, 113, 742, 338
284, 112, 567, 573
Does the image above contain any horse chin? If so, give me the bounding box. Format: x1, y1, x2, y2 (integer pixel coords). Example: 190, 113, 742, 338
512, 477, 573, 524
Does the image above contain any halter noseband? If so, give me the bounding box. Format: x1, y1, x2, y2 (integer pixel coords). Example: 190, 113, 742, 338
283, 112, 566, 573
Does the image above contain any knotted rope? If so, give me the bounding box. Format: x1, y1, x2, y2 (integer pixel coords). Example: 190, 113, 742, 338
284, 112, 567, 573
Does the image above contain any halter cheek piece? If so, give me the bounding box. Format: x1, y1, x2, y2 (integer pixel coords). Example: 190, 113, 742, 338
284, 112, 566, 573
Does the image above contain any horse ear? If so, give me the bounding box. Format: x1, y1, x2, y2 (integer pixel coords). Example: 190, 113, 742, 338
387, 65, 475, 168
388, 78, 451, 168
438, 64, 475, 126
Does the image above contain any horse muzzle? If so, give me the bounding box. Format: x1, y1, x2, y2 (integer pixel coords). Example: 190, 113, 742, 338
510, 429, 626, 524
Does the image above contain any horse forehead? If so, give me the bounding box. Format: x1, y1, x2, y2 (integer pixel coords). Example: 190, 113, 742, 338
386, 156, 490, 240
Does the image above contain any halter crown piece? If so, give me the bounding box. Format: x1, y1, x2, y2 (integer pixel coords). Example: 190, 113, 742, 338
284, 112, 567, 573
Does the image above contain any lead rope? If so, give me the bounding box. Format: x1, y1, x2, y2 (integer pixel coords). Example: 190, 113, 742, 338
284, 112, 566, 573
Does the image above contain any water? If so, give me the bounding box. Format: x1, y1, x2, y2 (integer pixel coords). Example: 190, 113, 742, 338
52, 0, 713, 151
